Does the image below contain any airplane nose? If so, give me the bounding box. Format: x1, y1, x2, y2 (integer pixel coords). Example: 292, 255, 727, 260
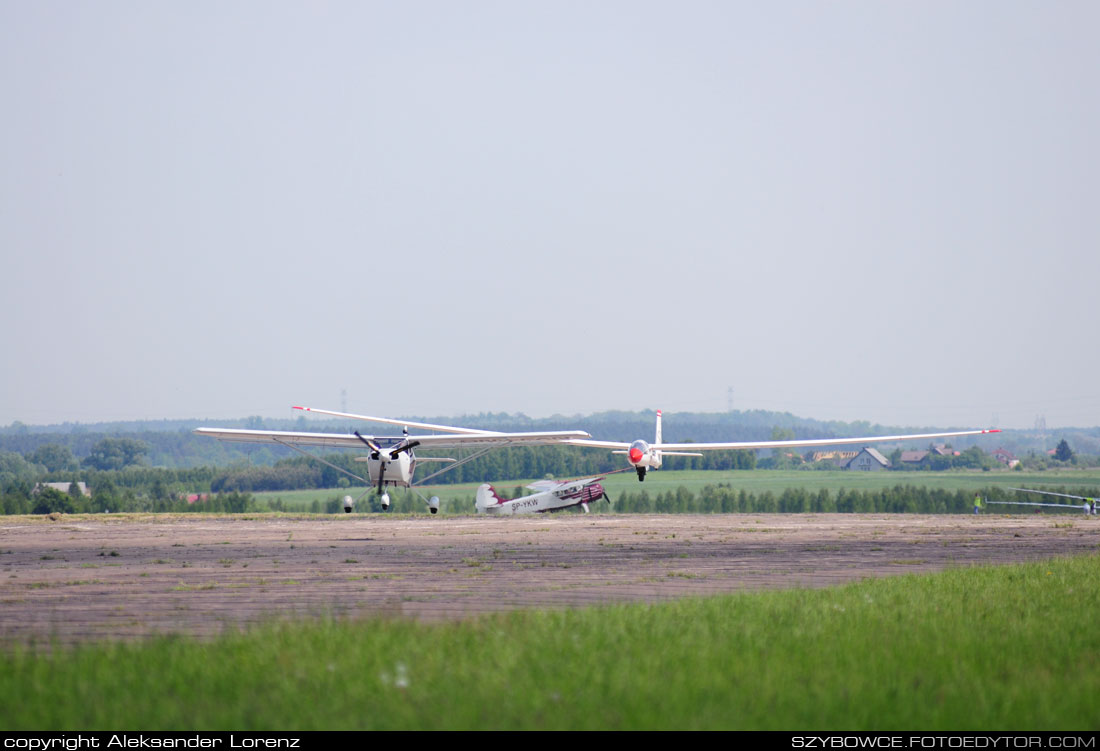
628, 447, 643, 464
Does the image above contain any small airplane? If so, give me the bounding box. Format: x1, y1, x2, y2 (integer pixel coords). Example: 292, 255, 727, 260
195, 406, 593, 512
986, 487, 1098, 515
563, 410, 1003, 481
475, 476, 609, 515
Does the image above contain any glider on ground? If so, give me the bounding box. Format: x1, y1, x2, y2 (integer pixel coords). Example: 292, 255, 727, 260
475, 476, 608, 515
986, 487, 1097, 514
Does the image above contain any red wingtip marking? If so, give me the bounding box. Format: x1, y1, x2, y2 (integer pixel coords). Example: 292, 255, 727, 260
657, 410, 662, 416
293, 406, 310, 411
984, 429, 1001, 433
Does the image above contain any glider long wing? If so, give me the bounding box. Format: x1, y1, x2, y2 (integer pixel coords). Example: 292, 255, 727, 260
564, 428, 1000, 452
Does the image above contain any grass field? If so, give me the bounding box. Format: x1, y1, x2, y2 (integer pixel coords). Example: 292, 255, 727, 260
4, 553, 1098, 730
256, 468, 1100, 513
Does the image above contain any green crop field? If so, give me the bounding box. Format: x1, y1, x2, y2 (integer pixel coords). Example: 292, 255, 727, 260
255, 468, 1100, 514
4, 554, 1098, 730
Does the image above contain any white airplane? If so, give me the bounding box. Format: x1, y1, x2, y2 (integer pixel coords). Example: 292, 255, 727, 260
475, 476, 608, 515
195, 406, 593, 512
563, 410, 1003, 481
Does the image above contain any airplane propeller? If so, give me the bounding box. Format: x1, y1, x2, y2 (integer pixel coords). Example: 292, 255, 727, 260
353, 431, 393, 509
353, 431, 381, 455
388, 440, 420, 459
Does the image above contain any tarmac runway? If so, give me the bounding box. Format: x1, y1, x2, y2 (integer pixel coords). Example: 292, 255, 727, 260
1, 512, 1096, 643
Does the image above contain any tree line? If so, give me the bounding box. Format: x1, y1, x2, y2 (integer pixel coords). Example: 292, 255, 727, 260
2, 485, 272, 515
10, 479, 1094, 518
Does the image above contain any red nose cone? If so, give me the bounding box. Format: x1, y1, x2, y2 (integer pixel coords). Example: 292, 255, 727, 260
628, 447, 643, 464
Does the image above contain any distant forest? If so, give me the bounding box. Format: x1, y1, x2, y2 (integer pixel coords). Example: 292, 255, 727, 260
1, 409, 1097, 515
4, 409, 1093, 468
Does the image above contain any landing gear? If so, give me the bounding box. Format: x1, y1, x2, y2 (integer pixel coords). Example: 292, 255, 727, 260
410, 489, 440, 515
636, 466, 646, 481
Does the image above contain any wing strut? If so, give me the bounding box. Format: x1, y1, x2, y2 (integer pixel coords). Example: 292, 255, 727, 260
272, 438, 372, 487
412, 445, 503, 487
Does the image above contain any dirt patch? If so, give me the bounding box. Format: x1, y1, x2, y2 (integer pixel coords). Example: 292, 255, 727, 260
1, 513, 1096, 643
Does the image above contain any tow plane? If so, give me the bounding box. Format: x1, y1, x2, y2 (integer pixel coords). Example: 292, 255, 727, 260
194, 406, 592, 512
564, 410, 1003, 481
475, 476, 609, 515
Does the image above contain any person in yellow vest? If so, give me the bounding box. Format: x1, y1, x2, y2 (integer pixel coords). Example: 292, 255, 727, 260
973, 493, 983, 515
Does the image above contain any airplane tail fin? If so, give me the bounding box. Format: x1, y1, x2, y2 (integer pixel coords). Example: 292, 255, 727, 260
475, 483, 506, 513
655, 409, 662, 445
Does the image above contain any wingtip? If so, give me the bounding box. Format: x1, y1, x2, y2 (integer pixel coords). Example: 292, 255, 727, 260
983, 428, 1001, 434
292, 406, 307, 411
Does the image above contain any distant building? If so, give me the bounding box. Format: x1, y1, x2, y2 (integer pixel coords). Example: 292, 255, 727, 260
900, 450, 930, 465
846, 448, 890, 471
931, 444, 960, 457
991, 448, 1019, 468
34, 482, 89, 497
804, 450, 859, 468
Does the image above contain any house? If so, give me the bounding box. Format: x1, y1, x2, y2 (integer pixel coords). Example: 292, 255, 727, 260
900, 450, 930, 465
804, 450, 859, 468
991, 448, 1019, 468
846, 448, 890, 471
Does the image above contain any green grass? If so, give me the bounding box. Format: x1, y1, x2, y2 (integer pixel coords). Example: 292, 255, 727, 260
256, 468, 1100, 513
3, 554, 1099, 730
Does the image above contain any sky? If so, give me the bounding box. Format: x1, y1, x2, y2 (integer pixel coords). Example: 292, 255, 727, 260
2, 1, 1098, 430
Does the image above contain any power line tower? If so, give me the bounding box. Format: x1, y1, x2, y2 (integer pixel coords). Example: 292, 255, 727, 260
341, 388, 347, 414
727, 386, 734, 413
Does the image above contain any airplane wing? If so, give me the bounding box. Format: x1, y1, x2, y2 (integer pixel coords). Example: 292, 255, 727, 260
1005, 488, 1096, 503
194, 427, 591, 450
564, 428, 1000, 452
194, 428, 374, 450
292, 406, 497, 435
525, 476, 602, 492
987, 501, 1089, 510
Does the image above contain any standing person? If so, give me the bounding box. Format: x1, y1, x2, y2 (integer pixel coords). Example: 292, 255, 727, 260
973, 493, 983, 515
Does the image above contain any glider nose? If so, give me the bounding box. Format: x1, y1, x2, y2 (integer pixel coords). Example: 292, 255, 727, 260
628, 447, 644, 464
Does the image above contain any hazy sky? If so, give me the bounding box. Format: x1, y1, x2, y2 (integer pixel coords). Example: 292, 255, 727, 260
2, 1, 1097, 430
